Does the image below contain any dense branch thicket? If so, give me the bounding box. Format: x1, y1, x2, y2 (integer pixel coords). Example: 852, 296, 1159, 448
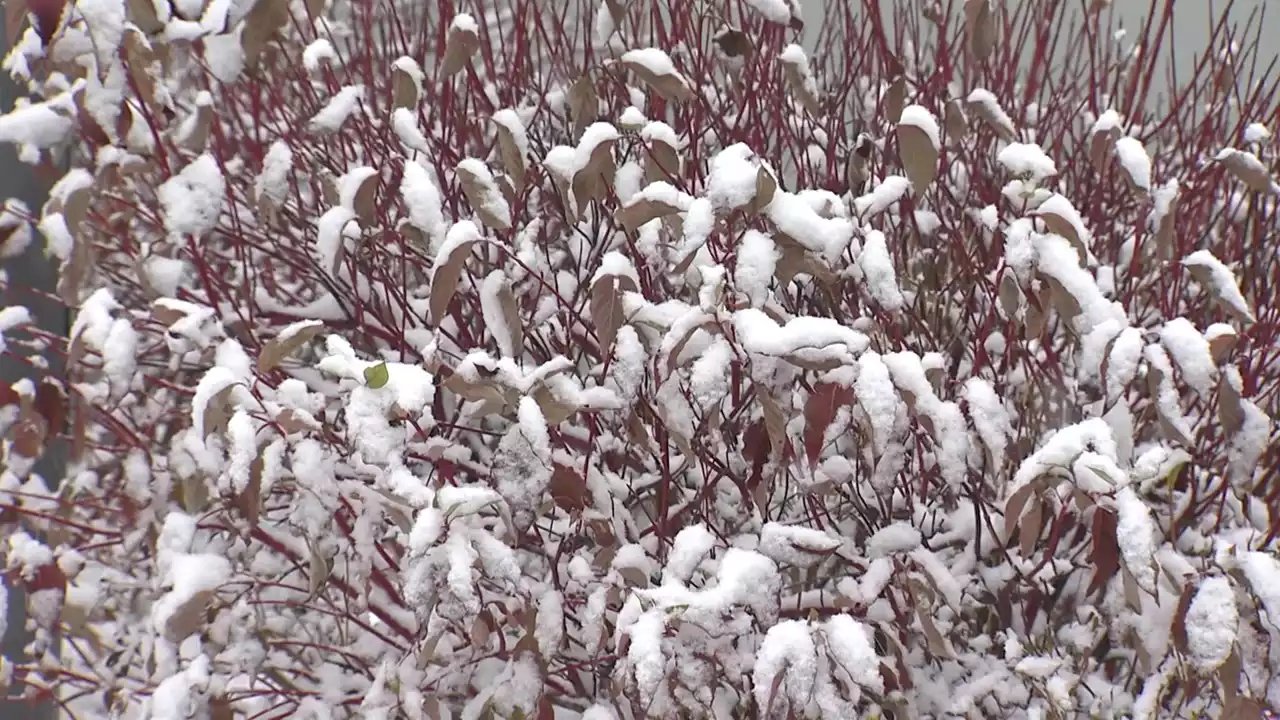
0, 0, 1278, 717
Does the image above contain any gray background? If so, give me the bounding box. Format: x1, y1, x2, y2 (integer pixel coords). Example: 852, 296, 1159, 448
0, 0, 1274, 718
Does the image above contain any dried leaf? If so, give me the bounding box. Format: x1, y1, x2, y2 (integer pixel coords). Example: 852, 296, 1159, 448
307, 543, 332, 601
494, 119, 528, 189
944, 98, 967, 147
1218, 371, 1245, 435
351, 171, 378, 226
998, 271, 1023, 318
392, 64, 421, 110
257, 322, 323, 373
1088, 506, 1121, 595
441, 17, 480, 78
883, 76, 907, 124
589, 276, 623, 352
163, 589, 215, 642
964, 0, 996, 61
753, 165, 778, 213
1208, 328, 1237, 365
1003, 481, 1038, 542
758, 390, 789, 457
1018, 496, 1044, 557
241, 0, 289, 68
201, 385, 236, 440
644, 136, 681, 184
549, 463, 588, 512
803, 383, 852, 468
616, 196, 681, 232
623, 53, 692, 101
1216, 149, 1279, 194
714, 28, 753, 61
897, 123, 938, 194
567, 75, 598, 139
456, 160, 512, 231
571, 140, 618, 215
236, 452, 264, 528
917, 605, 955, 658
967, 95, 1016, 142
429, 236, 479, 325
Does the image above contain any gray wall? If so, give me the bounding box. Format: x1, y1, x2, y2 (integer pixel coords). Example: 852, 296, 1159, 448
797, 0, 1280, 77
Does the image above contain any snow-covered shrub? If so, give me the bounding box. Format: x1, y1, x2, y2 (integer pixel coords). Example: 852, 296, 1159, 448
0, 0, 1277, 717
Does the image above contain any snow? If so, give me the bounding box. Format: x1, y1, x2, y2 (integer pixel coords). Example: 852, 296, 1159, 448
1184, 576, 1238, 673
997, 143, 1058, 181
621, 47, 682, 79
302, 38, 336, 71
1114, 487, 1157, 593
735, 230, 778, 308
966, 88, 1015, 136
1010, 418, 1117, 494
392, 108, 430, 154
731, 308, 868, 361
867, 521, 921, 558
456, 157, 512, 228
664, 524, 716, 584
1091, 109, 1123, 136
1158, 317, 1216, 396
151, 552, 232, 636
823, 614, 883, 692
1182, 249, 1255, 322
743, 0, 793, 23
492, 108, 530, 165
705, 143, 760, 210
254, 140, 292, 206
754, 620, 817, 711
1113, 137, 1152, 191
1032, 193, 1090, 249
854, 175, 911, 218
899, 104, 941, 150
0, 306, 31, 332
159, 154, 225, 238
309, 85, 365, 133
401, 160, 447, 242
479, 271, 516, 357
963, 377, 1011, 464
337, 166, 378, 211
1243, 122, 1271, 144
856, 230, 905, 311
759, 522, 841, 566
0, 99, 76, 148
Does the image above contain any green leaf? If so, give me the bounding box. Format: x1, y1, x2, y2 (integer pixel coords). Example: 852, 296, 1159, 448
364, 362, 390, 389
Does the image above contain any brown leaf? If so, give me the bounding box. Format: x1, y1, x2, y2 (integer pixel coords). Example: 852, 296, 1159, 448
882, 76, 907, 124
1018, 497, 1044, 557
241, 0, 289, 68
163, 589, 216, 642
307, 543, 331, 601
441, 17, 480, 78
752, 165, 778, 213
803, 383, 852, 468
456, 160, 512, 231
428, 236, 479, 326
235, 452, 264, 528
257, 322, 323, 373
616, 195, 681, 233
392, 62, 421, 110
781, 54, 821, 117
644, 136, 681, 185
351, 172, 378, 226
998, 271, 1023, 318
1207, 328, 1237, 365
1088, 506, 1120, 595
714, 28, 753, 61
494, 116, 528, 189
571, 139, 617, 216
1218, 371, 1245, 436
488, 272, 523, 358
549, 463, 588, 512
201, 385, 237, 441
917, 605, 955, 659
1170, 582, 1195, 651
964, 0, 996, 61
567, 74, 598, 139
589, 276, 623, 353
1222, 697, 1266, 720
623, 53, 692, 101
758, 389, 789, 457
1032, 201, 1088, 263
944, 98, 967, 148
897, 122, 938, 194
1003, 480, 1038, 542
1216, 149, 1279, 194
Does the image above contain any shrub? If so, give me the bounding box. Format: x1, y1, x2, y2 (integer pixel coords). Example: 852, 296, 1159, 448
0, 0, 1277, 717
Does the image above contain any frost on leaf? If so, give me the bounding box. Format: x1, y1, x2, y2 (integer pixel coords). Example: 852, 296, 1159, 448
1184, 577, 1238, 674
159, 154, 225, 239
1182, 250, 1256, 324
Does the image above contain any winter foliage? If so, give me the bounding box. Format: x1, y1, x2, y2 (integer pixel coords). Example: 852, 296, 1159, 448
0, 0, 1278, 718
